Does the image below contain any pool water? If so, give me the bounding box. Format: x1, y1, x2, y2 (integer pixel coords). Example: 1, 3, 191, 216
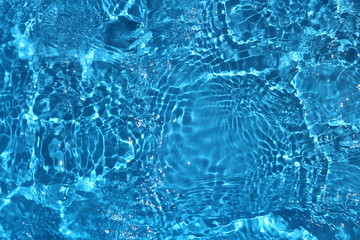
0, 0, 359, 239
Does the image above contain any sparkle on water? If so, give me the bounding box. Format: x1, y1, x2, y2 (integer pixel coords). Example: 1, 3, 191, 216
0, 0, 360, 239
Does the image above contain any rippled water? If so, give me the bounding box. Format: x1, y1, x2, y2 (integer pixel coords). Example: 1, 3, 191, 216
0, 0, 359, 239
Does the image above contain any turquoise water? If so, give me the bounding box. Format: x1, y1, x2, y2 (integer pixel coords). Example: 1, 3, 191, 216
0, 0, 359, 239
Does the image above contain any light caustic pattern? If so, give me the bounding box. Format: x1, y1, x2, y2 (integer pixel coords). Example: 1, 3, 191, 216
0, 0, 359, 239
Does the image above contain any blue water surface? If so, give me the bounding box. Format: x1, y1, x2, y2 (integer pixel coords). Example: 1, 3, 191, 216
0, 0, 360, 239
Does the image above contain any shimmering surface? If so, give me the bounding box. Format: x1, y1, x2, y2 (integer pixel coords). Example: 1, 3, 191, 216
0, 0, 359, 239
